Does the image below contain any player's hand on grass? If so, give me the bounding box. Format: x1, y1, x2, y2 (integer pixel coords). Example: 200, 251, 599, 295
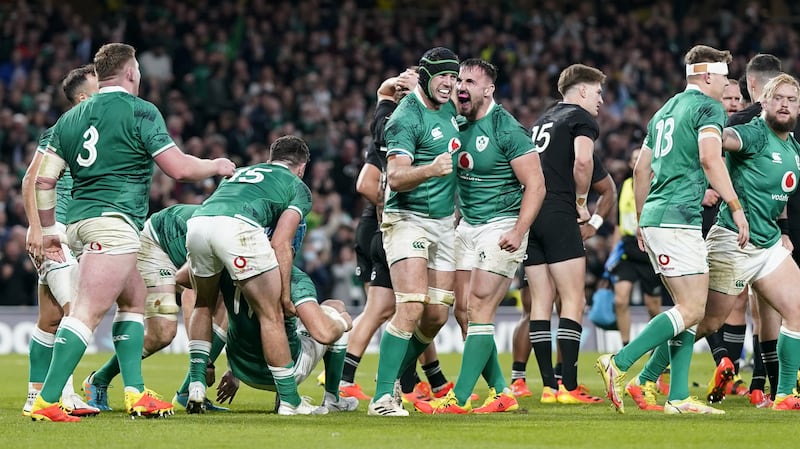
217, 370, 240, 404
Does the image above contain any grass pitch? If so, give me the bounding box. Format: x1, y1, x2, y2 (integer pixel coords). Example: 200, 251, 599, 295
1, 351, 795, 449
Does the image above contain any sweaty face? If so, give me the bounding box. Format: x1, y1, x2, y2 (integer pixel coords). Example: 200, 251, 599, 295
456, 66, 492, 120
764, 82, 800, 133
428, 73, 456, 106
721, 83, 742, 115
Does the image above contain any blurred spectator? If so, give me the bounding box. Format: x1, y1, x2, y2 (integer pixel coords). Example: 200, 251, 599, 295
0, 226, 37, 305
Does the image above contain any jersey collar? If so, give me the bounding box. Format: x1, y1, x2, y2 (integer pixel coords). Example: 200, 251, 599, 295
684, 84, 702, 93
98, 86, 130, 94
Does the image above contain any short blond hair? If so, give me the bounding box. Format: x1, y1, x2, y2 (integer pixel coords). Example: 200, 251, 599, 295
761, 73, 800, 101
94, 43, 135, 82
684, 45, 732, 65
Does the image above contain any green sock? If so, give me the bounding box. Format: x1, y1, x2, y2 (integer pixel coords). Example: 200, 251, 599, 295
323, 339, 347, 399
188, 340, 212, 387
178, 327, 226, 394
615, 309, 683, 371
666, 329, 695, 401
374, 324, 411, 399
482, 341, 507, 392
639, 341, 670, 384
453, 324, 494, 405
398, 332, 431, 375
269, 361, 301, 407
112, 313, 145, 391
40, 317, 91, 403
28, 327, 54, 383
776, 327, 800, 396
93, 355, 121, 386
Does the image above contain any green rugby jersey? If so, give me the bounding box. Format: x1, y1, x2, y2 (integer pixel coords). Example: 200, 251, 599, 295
147, 204, 198, 267
456, 102, 535, 225
717, 117, 800, 247
223, 266, 317, 386
639, 86, 727, 229
47, 87, 175, 230
384, 90, 460, 218
193, 163, 312, 230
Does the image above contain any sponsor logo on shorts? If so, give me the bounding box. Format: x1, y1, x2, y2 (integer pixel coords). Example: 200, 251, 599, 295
233, 256, 247, 269
412, 240, 426, 250
735, 279, 745, 289
89, 241, 102, 251
657, 254, 671, 267
159, 269, 173, 277
781, 171, 796, 193
479, 250, 486, 261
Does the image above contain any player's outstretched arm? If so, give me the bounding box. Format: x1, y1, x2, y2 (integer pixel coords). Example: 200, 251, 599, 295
154, 146, 236, 182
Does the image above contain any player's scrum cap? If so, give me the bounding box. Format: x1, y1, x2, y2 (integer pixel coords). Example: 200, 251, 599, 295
686, 61, 728, 77
418, 47, 459, 100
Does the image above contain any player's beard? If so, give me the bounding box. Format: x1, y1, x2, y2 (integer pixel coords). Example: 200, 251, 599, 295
765, 111, 797, 133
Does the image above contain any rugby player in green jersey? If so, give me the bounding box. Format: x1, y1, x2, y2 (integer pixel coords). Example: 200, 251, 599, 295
597, 45, 748, 415
30, 43, 235, 422
21, 65, 100, 418
185, 135, 312, 414
417, 59, 545, 414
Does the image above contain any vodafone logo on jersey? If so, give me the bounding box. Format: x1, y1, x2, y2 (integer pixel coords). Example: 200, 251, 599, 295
458, 152, 474, 170
781, 171, 797, 193
448, 137, 461, 154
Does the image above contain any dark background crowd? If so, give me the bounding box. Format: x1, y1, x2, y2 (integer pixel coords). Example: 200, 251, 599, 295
0, 0, 798, 306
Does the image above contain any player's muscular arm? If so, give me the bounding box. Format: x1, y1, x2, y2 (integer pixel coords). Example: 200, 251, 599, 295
22, 151, 45, 257
573, 136, 594, 221
295, 299, 352, 345
581, 174, 617, 240
386, 152, 452, 192
632, 146, 653, 221
699, 129, 749, 247
499, 152, 544, 251
356, 162, 382, 206
154, 146, 236, 182
32, 151, 65, 262
721, 127, 743, 152
271, 210, 303, 317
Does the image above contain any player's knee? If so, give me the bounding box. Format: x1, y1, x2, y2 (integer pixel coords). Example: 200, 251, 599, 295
427, 287, 454, 307
145, 293, 180, 321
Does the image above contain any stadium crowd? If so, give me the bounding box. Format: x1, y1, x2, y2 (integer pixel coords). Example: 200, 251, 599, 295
1, 0, 800, 306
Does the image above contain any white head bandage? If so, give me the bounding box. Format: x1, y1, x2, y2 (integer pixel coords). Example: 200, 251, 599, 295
686, 62, 728, 77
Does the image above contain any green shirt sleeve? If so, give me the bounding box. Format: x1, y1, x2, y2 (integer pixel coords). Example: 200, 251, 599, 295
135, 100, 175, 158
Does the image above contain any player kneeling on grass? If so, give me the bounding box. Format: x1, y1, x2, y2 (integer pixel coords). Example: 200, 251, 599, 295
213, 269, 358, 415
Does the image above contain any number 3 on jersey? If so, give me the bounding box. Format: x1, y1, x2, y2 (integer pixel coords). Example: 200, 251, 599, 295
531, 122, 553, 152
652, 117, 674, 158
78, 126, 99, 167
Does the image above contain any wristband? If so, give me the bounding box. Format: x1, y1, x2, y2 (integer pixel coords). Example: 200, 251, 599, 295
587, 214, 603, 230
728, 198, 742, 212
332, 312, 349, 332
778, 218, 789, 235
41, 225, 58, 236
576, 193, 588, 208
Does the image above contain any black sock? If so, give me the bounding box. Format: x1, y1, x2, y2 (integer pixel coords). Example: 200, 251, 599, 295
399, 363, 420, 394
421, 360, 447, 390
706, 330, 727, 366
760, 339, 779, 400
341, 352, 360, 384
557, 318, 582, 391
511, 361, 527, 381
554, 362, 562, 383
721, 324, 747, 374
530, 320, 557, 390
750, 335, 766, 392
